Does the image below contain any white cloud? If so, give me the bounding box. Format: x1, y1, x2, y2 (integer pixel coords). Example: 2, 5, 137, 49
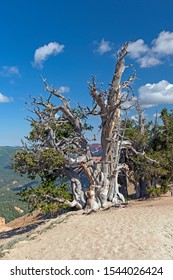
128, 41, 160, 68
138, 80, 173, 107
127, 39, 149, 59
58, 86, 70, 93
153, 112, 161, 118
0, 92, 13, 103
33, 42, 64, 68
128, 31, 173, 68
152, 31, 173, 55
95, 39, 112, 55
0, 66, 20, 77
121, 97, 137, 110
131, 112, 148, 121
138, 55, 162, 68
130, 114, 138, 121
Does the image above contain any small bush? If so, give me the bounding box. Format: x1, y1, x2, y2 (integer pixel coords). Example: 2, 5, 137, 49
147, 182, 169, 197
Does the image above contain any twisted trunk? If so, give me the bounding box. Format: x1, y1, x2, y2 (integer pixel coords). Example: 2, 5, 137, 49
67, 44, 131, 210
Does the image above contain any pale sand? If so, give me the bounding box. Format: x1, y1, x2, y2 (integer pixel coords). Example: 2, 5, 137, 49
1, 194, 173, 260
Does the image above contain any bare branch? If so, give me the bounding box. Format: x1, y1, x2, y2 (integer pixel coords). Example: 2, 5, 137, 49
127, 146, 159, 164
87, 76, 106, 110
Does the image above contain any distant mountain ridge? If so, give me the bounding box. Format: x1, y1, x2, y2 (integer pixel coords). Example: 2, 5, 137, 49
0, 146, 34, 222
90, 143, 102, 156
0, 146, 19, 168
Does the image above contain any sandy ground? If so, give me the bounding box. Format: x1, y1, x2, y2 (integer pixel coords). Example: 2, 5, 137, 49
0, 194, 173, 260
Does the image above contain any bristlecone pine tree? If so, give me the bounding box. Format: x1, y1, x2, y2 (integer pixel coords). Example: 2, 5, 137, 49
12, 43, 159, 213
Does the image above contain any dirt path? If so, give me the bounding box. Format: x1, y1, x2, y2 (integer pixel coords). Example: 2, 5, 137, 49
0, 194, 173, 260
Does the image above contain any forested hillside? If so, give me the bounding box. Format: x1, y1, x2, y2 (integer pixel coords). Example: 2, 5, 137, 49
0, 146, 37, 222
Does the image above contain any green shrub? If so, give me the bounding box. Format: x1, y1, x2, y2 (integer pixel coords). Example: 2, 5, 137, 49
147, 182, 169, 197
18, 178, 72, 215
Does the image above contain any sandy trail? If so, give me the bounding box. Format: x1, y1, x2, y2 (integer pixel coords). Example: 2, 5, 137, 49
1, 195, 173, 260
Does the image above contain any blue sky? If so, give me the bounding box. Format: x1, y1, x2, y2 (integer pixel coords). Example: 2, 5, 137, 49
1, 0, 173, 145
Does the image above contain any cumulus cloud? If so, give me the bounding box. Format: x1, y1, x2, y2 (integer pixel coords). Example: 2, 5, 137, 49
0, 92, 13, 103
138, 55, 162, 68
127, 39, 149, 59
138, 80, 173, 107
33, 42, 64, 68
152, 31, 173, 55
94, 39, 112, 55
128, 31, 173, 68
58, 86, 70, 93
0, 66, 20, 77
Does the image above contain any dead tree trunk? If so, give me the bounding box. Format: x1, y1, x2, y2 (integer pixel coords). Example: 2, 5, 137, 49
86, 43, 135, 207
